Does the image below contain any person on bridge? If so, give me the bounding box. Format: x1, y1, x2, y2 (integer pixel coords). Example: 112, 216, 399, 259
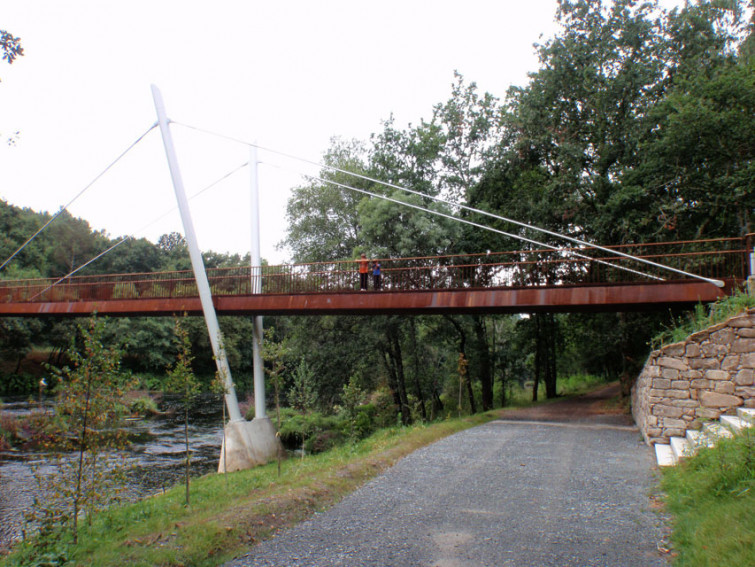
373, 260, 382, 290
359, 253, 370, 291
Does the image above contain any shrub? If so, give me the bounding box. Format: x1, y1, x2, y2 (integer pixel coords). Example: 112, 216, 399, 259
277, 409, 341, 453
129, 396, 158, 416
652, 290, 755, 349
369, 386, 398, 428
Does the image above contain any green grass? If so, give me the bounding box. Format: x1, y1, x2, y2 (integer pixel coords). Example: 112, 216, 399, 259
652, 290, 755, 349
1, 414, 495, 567
661, 429, 755, 565
0, 377, 618, 566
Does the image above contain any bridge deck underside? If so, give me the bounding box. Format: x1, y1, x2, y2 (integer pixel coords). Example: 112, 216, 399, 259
0, 280, 732, 317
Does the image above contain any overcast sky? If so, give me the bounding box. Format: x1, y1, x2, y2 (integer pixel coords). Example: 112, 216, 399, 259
2, 1, 565, 265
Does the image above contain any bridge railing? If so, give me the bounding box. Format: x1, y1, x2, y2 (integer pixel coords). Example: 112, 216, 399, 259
0, 236, 749, 303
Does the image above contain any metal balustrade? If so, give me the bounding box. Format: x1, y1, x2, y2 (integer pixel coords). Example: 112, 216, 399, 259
0, 236, 750, 304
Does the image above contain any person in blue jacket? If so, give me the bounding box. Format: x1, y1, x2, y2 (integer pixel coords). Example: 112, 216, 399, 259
372, 260, 382, 290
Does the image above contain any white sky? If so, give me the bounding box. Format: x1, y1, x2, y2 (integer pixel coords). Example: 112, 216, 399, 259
1, 1, 564, 266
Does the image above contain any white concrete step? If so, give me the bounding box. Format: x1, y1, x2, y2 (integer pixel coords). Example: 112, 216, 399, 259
686, 429, 715, 449
655, 443, 676, 467
737, 407, 755, 424
702, 421, 734, 440
655, 413, 752, 467
670, 436, 693, 460
720, 415, 751, 433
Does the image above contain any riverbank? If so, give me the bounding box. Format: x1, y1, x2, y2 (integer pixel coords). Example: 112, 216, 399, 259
0, 383, 629, 566
0, 395, 225, 551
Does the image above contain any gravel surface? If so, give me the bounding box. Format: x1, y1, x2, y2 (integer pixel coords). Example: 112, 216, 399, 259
226, 396, 668, 567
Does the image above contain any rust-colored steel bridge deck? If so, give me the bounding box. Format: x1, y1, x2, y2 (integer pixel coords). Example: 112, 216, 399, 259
0, 238, 750, 317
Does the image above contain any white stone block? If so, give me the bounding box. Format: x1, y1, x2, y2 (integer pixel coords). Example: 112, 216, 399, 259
655, 443, 676, 467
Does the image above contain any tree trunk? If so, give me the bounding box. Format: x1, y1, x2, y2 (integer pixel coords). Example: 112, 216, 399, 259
532, 315, 541, 402
499, 365, 507, 408
383, 323, 411, 425
409, 319, 427, 421
618, 313, 636, 398
445, 316, 477, 414
184, 405, 190, 506
544, 313, 558, 399
473, 316, 493, 411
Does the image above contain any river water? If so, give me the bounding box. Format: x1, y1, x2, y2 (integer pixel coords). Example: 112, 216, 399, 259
0, 395, 226, 549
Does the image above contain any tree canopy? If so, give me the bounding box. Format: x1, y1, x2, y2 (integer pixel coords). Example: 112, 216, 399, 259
1, 1, 753, 421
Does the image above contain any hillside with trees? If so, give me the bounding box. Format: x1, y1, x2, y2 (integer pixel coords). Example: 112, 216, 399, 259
1, 0, 753, 428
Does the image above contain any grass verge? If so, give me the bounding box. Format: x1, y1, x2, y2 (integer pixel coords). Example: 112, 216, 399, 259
1, 413, 496, 567
660, 429, 755, 565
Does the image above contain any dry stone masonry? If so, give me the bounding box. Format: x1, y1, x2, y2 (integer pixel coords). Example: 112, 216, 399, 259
632, 308, 755, 445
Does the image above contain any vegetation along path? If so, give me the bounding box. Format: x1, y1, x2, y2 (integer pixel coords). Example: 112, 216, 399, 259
227, 384, 668, 567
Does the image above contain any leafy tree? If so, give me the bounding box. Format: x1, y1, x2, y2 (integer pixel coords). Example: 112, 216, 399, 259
283, 138, 369, 263
164, 317, 200, 506
288, 359, 317, 413
157, 232, 191, 271
632, 58, 755, 238
261, 327, 289, 476
340, 375, 366, 442
0, 29, 23, 69
1, 28, 23, 145
432, 71, 505, 203
99, 237, 163, 274
31, 317, 131, 545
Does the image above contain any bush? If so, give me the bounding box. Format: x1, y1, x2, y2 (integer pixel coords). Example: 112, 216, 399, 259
304, 429, 345, 454
652, 291, 755, 349
0, 373, 40, 396
277, 409, 342, 453
369, 386, 399, 428
129, 396, 159, 416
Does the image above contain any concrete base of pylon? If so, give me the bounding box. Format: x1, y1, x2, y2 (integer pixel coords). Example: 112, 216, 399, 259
218, 417, 281, 473
748, 276, 755, 296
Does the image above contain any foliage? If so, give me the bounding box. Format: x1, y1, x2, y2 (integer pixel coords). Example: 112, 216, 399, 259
652, 290, 755, 349
1, 0, 753, 442
1, 410, 496, 567
339, 375, 367, 442
288, 359, 317, 413
0, 29, 23, 68
23, 317, 131, 551
128, 395, 158, 416
163, 317, 201, 506
661, 429, 755, 565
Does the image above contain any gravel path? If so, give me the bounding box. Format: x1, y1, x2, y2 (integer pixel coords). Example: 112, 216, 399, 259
227, 389, 669, 567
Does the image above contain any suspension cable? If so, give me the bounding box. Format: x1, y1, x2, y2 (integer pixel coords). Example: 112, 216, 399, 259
28, 161, 250, 299
0, 123, 159, 273
264, 162, 663, 282
172, 121, 724, 287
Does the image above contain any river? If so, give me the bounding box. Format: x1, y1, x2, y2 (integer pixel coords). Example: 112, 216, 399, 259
0, 395, 226, 549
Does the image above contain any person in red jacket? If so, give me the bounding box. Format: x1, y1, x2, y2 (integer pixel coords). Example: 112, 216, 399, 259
358, 253, 369, 291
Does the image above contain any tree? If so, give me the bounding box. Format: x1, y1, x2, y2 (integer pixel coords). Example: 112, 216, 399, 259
164, 317, 200, 506
432, 71, 505, 204
0, 29, 23, 69
261, 327, 289, 476
282, 139, 369, 263
632, 58, 755, 238
1, 29, 23, 146
31, 317, 130, 545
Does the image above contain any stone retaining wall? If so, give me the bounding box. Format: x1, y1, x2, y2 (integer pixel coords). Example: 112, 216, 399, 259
632, 308, 755, 445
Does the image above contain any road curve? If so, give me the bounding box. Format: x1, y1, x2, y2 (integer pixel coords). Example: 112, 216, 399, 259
226, 392, 668, 567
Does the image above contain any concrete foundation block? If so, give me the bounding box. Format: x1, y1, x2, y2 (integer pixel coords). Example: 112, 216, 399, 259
218, 417, 282, 473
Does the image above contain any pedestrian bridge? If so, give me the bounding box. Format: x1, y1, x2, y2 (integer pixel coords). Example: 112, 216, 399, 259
0, 237, 750, 317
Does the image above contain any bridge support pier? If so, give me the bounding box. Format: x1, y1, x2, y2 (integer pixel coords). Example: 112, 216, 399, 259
218, 417, 280, 473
